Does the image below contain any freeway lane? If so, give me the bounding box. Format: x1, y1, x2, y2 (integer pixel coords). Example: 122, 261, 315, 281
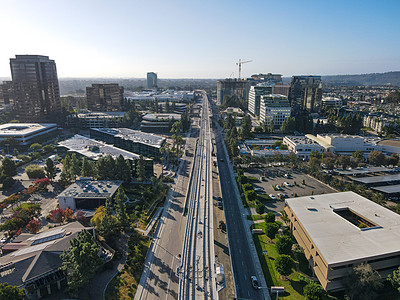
214, 125, 266, 300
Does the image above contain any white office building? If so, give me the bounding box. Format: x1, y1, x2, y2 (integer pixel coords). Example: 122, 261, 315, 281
248, 83, 274, 117
259, 94, 291, 128
283, 136, 325, 159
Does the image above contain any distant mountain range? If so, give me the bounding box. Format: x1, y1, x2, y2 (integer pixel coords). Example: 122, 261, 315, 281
321, 71, 400, 87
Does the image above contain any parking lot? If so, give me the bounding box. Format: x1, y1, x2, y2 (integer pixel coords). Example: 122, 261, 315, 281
245, 167, 336, 214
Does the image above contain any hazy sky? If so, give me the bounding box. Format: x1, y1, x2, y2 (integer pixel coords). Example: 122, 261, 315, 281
0, 0, 399, 78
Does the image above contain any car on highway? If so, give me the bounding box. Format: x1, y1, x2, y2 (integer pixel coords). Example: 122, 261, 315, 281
219, 158, 224, 162
250, 276, 259, 289
269, 194, 277, 200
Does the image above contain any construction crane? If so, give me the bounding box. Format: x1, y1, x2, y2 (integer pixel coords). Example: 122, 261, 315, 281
236, 59, 252, 80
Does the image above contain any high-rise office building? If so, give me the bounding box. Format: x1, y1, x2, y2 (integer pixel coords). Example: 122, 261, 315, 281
10, 55, 61, 122
289, 76, 322, 113
147, 72, 158, 89
259, 94, 291, 128
248, 83, 274, 117
0, 81, 14, 106
217, 79, 250, 106
86, 84, 124, 112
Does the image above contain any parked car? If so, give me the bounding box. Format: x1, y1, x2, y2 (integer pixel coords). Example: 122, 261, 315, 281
254, 187, 264, 192
217, 200, 223, 209
276, 185, 283, 191
284, 173, 291, 178
284, 182, 292, 187
269, 194, 277, 200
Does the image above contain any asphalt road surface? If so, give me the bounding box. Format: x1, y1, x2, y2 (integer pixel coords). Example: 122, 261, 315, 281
214, 128, 265, 300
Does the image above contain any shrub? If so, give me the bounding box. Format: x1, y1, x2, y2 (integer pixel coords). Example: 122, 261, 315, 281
242, 183, 253, 191
304, 282, 326, 300
245, 190, 257, 202
25, 165, 45, 179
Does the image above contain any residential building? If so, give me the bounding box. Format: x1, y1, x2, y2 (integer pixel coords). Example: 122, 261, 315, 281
247, 83, 274, 117
285, 191, 400, 291
289, 76, 322, 113
86, 84, 124, 112
90, 128, 165, 157
0, 222, 98, 299
0, 123, 58, 147
217, 79, 250, 106
147, 72, 158, 89
0, 81, 14, 106
259, 94, 291, 128
10, 55, 61, 122
140, 113, 181, 133
58, 179, 122, 210
283, 136, 325, 159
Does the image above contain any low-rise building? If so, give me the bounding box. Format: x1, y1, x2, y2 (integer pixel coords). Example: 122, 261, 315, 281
140, 113, 181, 133
90, 128, 165, 158
57, 135, 154, 178
259, 94, 291, 128
322, 97, 343, 107
283, 136, 325, 159
285, 191, 400, 291
0, 123, 58, 147
58, 179, 122, 210
0, 222, 98, 299
67, 111, 126, 129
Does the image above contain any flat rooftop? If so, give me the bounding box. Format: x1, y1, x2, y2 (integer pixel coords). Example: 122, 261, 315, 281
335, 166, 391, 176
142, 113, 181, 122
372, 184, 400, 194
285, 136, 321, 145
58, 134, 141, 161
76, 111, 126, 119
353, 173, 400, 185
0, 123, 57, 136
58, 180, 122, 198
92, 128, 165, 148
286, 191, 400, 266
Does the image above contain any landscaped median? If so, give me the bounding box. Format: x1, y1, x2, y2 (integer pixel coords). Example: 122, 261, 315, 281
252, 221, 320, 300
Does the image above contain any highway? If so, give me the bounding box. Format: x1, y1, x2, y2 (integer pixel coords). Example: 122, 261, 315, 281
178, 92, 217, 299
213, 105, 267, 300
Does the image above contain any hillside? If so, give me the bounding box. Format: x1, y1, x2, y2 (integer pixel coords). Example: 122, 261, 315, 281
322, 71, 400, 87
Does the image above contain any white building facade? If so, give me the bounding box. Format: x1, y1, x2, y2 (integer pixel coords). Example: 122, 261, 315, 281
259, 94, 291, 128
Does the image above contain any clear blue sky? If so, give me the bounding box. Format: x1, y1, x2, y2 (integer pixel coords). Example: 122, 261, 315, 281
0, 0, 399, 78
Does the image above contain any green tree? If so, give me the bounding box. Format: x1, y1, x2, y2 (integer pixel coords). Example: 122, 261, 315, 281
13, 148, 19, 156
345, 263, 383, 300
29, 143, 42, 152
44, 158, 57, 180
240, 115, 252, 140
242, 183, 253, 191
115, 188, 129, 228
255, 202, 264, 214
70, 153, 80, 177
60, 230, 102, 296
0, 283, 25, 299
1, 157, 17, 177
368, 151, 386, 166
276, 236, 293, 255
25, 164, 45, 179
352, 149, 364, 163
275, 254, 295, 276
136, 155, 146, 181
43, 144, 54, 153
269, 119, 275, 133
115, 155, 132, 182
304, 282, 327, 300
265, 222, 280, 239
388, 266, 400, 293
386, 154, 399, 166
245, 190, 257, 202
265, 212, 275, 223
81, 157, 95, 177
